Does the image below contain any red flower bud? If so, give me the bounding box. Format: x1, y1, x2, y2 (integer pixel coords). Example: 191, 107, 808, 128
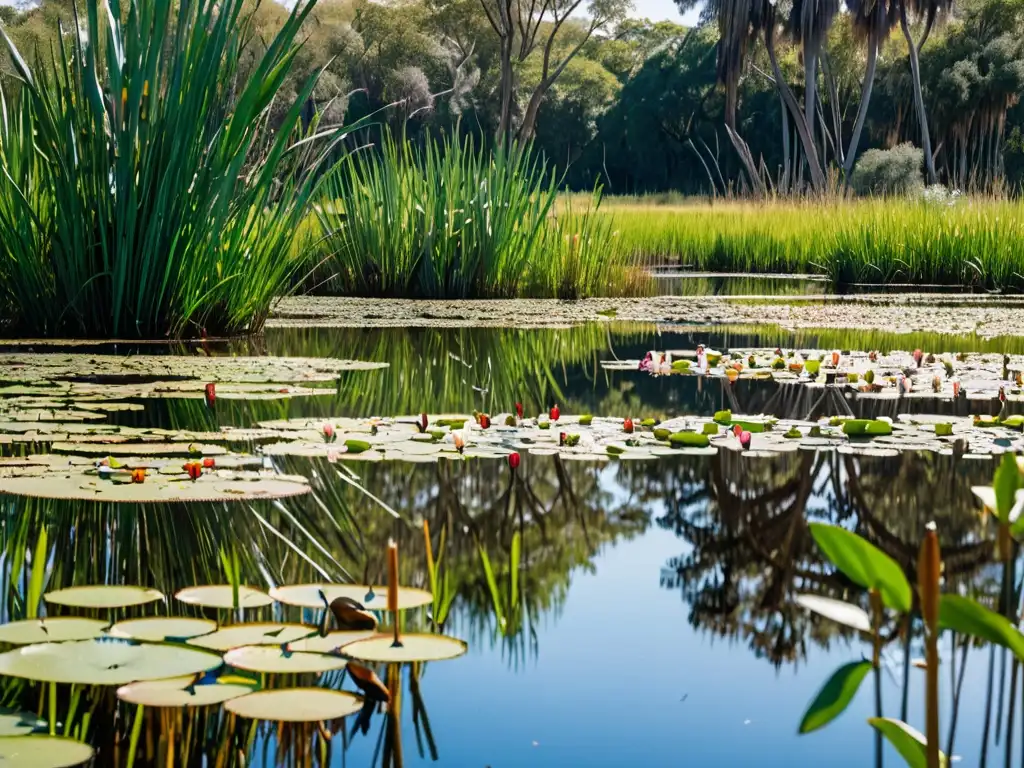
479, 414, 491, 429
559, 431, 567, 446
202, 457, 215, 469
323, 423, 335, 442
732, 424, 743, 437
183, 462, 202, 481
550, 404, 560, 421
204, 382, 216, 406
508, 452, 521, 470
419, 412, 429, 432
739, 431, 751, 450
515, 402, 524, 420
131, 468, 146, 484
623, 418, 634, 433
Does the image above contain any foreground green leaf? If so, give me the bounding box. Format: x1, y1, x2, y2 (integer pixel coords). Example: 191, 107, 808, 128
994, 453, 1019, 522
809, 523, 912, 612
868, 718, 947, 767
799, 660, 872, 734
939, 594, 1024, 660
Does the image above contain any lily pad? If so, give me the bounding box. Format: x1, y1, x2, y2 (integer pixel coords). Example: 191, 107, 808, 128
187, 623, 315, 652
0, 474, 310, 503
343, 633, 468, 663
109, 617, 218, 643
117, 676, 255, 707
267, 584, 432, 612
286, 631, 375, 653
44, 585, 163, 610
0, 639, 222, 685
174, 585, 274, 610
0, 735, 94, 767
50, 442, 228, 456
224, 688, 363, 722
0, 617, 108, 645
223, 646, 348, 674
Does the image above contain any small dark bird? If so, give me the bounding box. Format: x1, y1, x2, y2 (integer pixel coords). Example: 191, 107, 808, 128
318, 591, 378, 636
348, 662, 390, 703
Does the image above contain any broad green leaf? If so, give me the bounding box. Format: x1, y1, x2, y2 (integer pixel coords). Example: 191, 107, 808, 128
868, 718, 947, 768
809, 523, 912, 613
939, 594, 1024, 660
26, 528, 48, 620
795, 594, 871, 632
993, 453, 1019, 522
799, 660, 872, 734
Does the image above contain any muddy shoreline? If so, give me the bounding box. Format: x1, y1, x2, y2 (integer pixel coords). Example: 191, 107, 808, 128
270, 295, 1024, 338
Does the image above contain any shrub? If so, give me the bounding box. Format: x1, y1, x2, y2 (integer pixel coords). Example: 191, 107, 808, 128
850, 143, 925, 197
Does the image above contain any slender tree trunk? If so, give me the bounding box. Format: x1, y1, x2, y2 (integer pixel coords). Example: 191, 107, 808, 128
518, 84, 547, 143
805, 49, 818, 156
766, 23, 826, 191
844, 31, 878, 180
899, 4, 937, 184
780, 89, 791, 193
496, 40, 514, 144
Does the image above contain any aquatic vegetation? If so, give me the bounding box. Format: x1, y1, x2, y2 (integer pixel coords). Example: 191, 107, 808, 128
224, 689, 363, 723
310, 133, 643, 299
0, 0, 359, 338
600, 198, 1024, 289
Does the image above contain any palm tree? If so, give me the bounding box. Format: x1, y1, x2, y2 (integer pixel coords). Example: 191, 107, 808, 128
787, 0, 842, 163
843, 0, 899, 179
897, 0, 953, 184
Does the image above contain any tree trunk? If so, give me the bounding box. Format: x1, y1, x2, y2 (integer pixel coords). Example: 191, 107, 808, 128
518, 84, 546, 142
780, 89, 791, 194
844, 31, 878, 180
804, 49, 817, 157
496, 39, 514, 144
766, 24, 826, 192
900, 4, 937, 184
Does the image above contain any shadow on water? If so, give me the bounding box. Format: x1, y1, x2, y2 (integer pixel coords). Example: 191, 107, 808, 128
4, 322, 1024, 765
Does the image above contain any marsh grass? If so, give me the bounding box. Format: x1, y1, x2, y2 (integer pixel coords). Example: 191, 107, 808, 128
588, 196, 1024, 289
310, 133, 646, 299
0, 0, 356, 338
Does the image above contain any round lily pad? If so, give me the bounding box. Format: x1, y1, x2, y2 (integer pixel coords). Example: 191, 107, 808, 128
0, 709, 41, 737
187, 623, 315, 652
109, 617, 217, 643
44, 585, 163, 609
224, 688, 363, 722
0, 639, 222, 685
268, 584, 431, 612
0, 617, 108, 645
343, 633, 467, 663
117, 676, 254, 708
223, 646, 348, 674
286, 631, 376, 653
50, 442, 229, 456
0, 474, 310, 503
174, 585, 274, 610
0, 735, 94, 767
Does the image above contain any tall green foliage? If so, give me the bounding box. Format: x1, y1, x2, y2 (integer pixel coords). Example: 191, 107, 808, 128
315, 132, 638, 299
0, 0, 348, 338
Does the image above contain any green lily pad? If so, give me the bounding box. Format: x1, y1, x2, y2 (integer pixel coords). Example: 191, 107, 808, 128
0, 735, 94, 767
44, 585, 163, 609
109, 617, 218, 643
343, 633, 468, 663
267, 584, 432, 612
174, 585, 273, 610
117, 676, 255, 707
223, 646, 348, 674
224, 688, 363, 722
286, 631, 376, 653
187, 624, 315, 652
0, 617, 108, 645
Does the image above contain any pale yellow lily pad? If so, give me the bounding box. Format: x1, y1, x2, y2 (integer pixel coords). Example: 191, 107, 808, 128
268, 584, 431, 612
286, 631, 376, 653
223, 646, 347, 674
109, 617, 217, 643
0, 639, 222, 685
51, 442, 228, 456
0, 617, 108, 645
224, 688, 363, 722
187, 623, 315, 652
343, 633, 467, 663
44, 585, 163, 609
0, 735, 94, 767
117, 676, 254, 708
174, 585, 273, 610
0, 474, 310, 503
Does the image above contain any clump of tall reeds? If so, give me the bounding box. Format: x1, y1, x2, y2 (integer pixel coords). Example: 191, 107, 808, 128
313, 132, 644, 299
0, 0, 347, 338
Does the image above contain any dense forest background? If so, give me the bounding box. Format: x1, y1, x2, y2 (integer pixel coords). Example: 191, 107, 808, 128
2, 0, 1023, 194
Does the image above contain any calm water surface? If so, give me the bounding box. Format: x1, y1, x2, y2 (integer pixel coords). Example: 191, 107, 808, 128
3, 323, 1021, 766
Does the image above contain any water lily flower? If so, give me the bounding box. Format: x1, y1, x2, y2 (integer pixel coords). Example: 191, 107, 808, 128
831, 351, 840, 367
639, 351, 654, 372
732, 424, 743, 437
932, 376, 942, 393
739, 431, 751, 450
183, 461, 202, 481
913, 349, 924, 367
550, 404, 560, 421
869, 350, 878, 362
322, 423, 335, 443
623, 418, 634, 433
559, 431, 567, 446
953, 379, 961, 398
452, 430, 465, 454
202, 457, 215, 469
131, 468, 146, 484
204, 382, 216, 406
508, 452, 521, 470
478, 413, 491, 429
726, 368, 739, 383
515, 402, 524, 420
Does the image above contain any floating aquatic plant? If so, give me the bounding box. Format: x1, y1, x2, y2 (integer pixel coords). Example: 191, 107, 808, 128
224, 689, 363, 723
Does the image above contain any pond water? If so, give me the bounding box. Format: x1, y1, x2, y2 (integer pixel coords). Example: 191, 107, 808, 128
2, 322, 1023, 766
650, 271, 1003, 297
